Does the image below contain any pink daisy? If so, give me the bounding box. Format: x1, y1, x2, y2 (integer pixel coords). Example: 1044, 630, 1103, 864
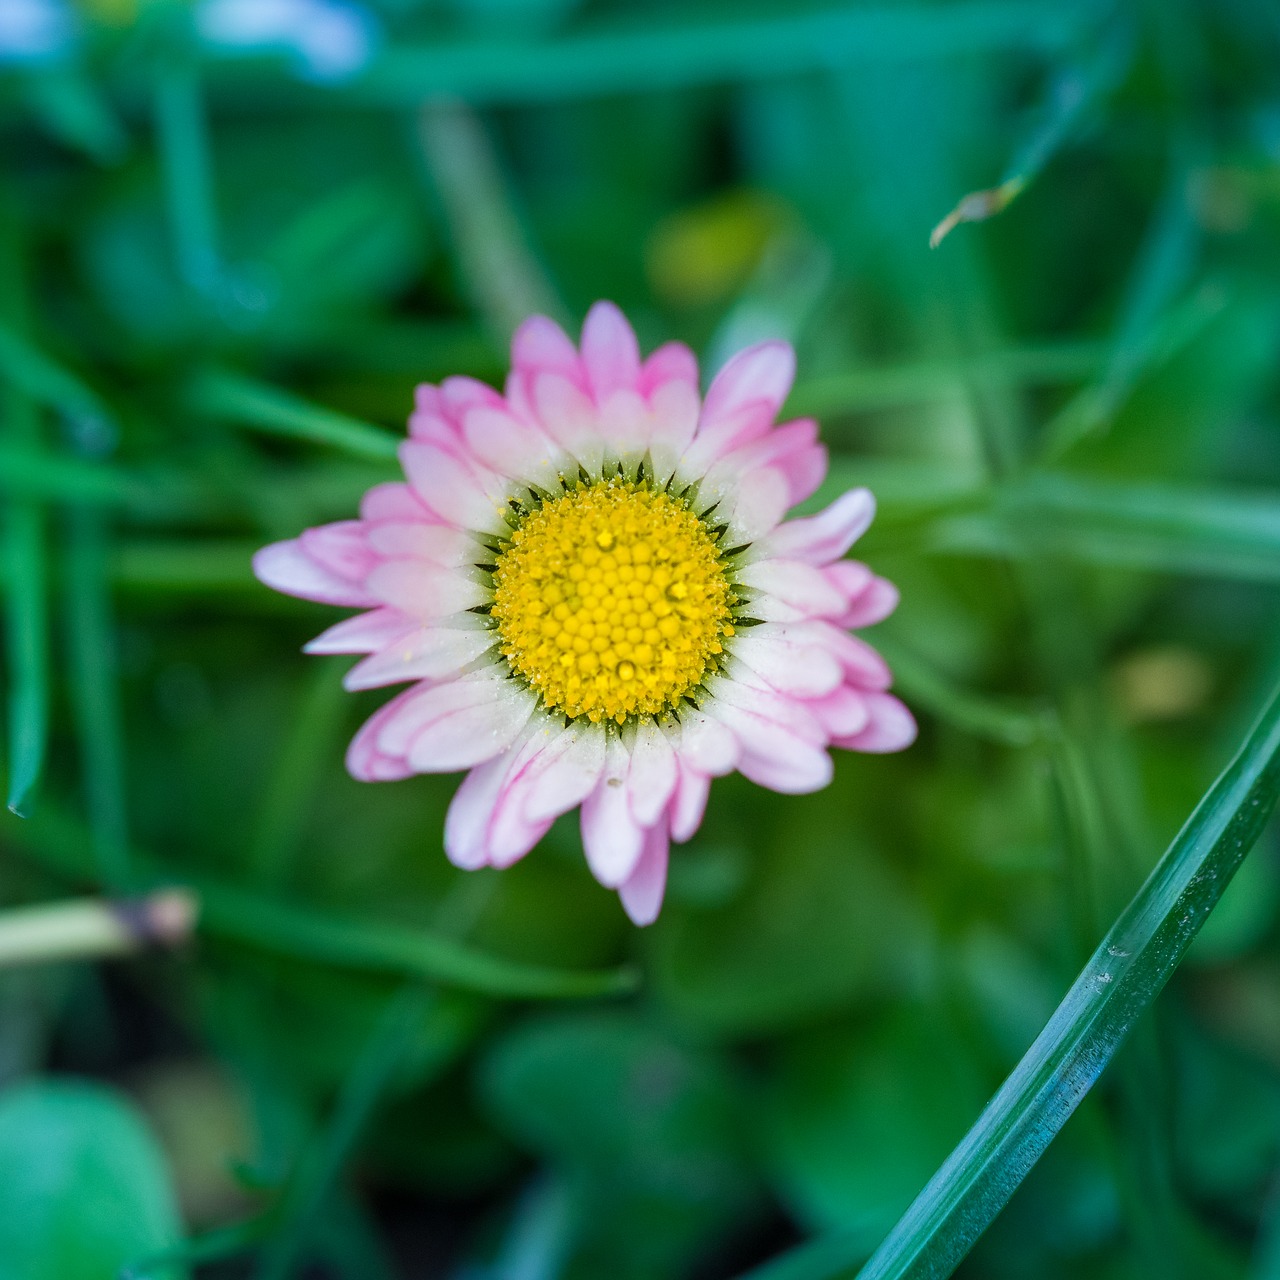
253, 303, 916, 925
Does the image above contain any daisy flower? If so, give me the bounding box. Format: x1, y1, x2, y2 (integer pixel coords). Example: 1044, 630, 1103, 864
253, 304, 915, 925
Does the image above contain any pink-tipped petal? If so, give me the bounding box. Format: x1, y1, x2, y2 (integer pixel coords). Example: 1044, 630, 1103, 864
580, 736, 644, 888
731, 625, 844, 699
838, 576, 901, 629
580, 301, 642, 400
670, 766, 710, 843
640, 341, 698, 396
360, 482, 430, 522
737, 559, 850, 620
346, 687, 421, 781
809, 684, 871, 737
365, 522, 479, 565
512, 314, 582, 380
521, 721, 608, 824
253, 538, 375, 607
673, 710, 740, 776
617, 821, 670, 926
365, 560, 488, 619
399, 441, 507, 534
463, 405, 559, 483
304, 607, 415, 655
530, 373, 604, 472
834, 691, 918, 753
764, 489, 876, 564
444, 753, 513, 868
404, 678, 537, 773
627, 718, 678, 827
343, 626, 495, 690
701, 340, 795, 431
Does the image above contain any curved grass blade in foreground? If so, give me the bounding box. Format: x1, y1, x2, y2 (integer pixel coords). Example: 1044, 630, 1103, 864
749, 681, 1280, 1280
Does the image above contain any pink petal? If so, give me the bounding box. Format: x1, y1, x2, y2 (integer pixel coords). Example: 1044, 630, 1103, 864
640, 341, 698, 398
701, 340, 795, 432
462, 405, 560, 483
404, 678, 537, 773
731, 625, 844, 699
580, 736, 644, 888
399, 441, 508, 534
672, 710, 739, 776
809, 684, 870, 737
444, 751, 516, 868
763, 489, 876, 565
253, 538, 375, 608
670, 765, 710, 844
818, 626, 893, 690
365, 560, 488, 619
736, 736, 834, 794
833, 691, 917, 753
719, 465, 792, 544
530, 372, 604, 472
737, 558, 849, 620
440, 375, 507, 420
345, 687, 422, 781
580, 301, 642, 400
617, 821, 670, 926
521, 721, 609, 824
366, 521, 479, 565
627, 718, 678, 827
343, 626, 495, 690
360, 482, 430, 523
838, 577, 901, 629
512, 314, 583, 381
645, 376, 701, 479
299, 521, 377, 582
304, 607, 416, 655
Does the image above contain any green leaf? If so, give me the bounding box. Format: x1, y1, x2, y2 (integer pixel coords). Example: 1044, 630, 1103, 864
752, 681, 1280, 1280
0, 1079, 185, 1280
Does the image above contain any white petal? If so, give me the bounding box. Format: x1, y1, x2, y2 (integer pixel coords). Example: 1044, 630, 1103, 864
365, 560, 488, 619
304, 607, 415, 654
253, 539, 374, 608
731, 625, 844, 699
670, 766, 710, 843
580, 735, 644, 888
617, 822, 670, 927
627, 718, 678, 827
343, 627, 496, 690
672, 709, 739, 776
399, 441, 508, 534
405, 678, 537, 773
760, 489, 876, 564
521, 720, 608, 824
366, 521, 480, 565
737, 559, 849, 619
444, 752, 513, 868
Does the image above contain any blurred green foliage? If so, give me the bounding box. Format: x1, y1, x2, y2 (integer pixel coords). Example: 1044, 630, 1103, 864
2, 0, 1280, 1278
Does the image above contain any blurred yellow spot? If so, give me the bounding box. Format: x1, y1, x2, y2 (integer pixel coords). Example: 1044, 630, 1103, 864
1110, 647, 1213, 723
492, 482, 734, 723
646, 190, 785, 308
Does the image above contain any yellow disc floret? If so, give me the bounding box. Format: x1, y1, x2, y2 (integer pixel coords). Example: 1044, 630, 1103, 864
491, 480, 735, 723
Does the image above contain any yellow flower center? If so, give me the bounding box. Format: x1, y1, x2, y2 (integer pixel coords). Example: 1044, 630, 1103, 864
491, 481, 735, 723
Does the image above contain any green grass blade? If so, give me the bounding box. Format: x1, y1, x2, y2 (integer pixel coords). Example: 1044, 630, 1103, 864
353, 4, 1084, 106
252, 984, 430, 1280
4, 497, 49, 817
153, 61, 220, 293
63, 504, 131, 888
187, 369, 399, 462
929, 472, 1280, 581
0, 325, 110, 425
747, 681, 1280, 1280
196, 880, 638, 1000
788, 341, 1103, 420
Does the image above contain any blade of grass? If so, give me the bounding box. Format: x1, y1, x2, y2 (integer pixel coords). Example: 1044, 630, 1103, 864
928, 472, 1280, 581
352, 3, 1084, 106
63, 501, 131, 888
4, 805, 638, 1000
417, 99, 567, 342
745, 679, 1280, 1280
247, 659, 351, 886
187, 368, 400, 462
0, 324, 110, 425
153, 59, 220, 294
252, 983, 430, 1280
195, 879, 638, 1000
787, 340, 1104, 420
1, 220, 49, 818
929, 20, 1133, 245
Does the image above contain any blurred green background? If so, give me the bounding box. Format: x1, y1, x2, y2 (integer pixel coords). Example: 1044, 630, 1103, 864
3, 0, 1280, 1277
